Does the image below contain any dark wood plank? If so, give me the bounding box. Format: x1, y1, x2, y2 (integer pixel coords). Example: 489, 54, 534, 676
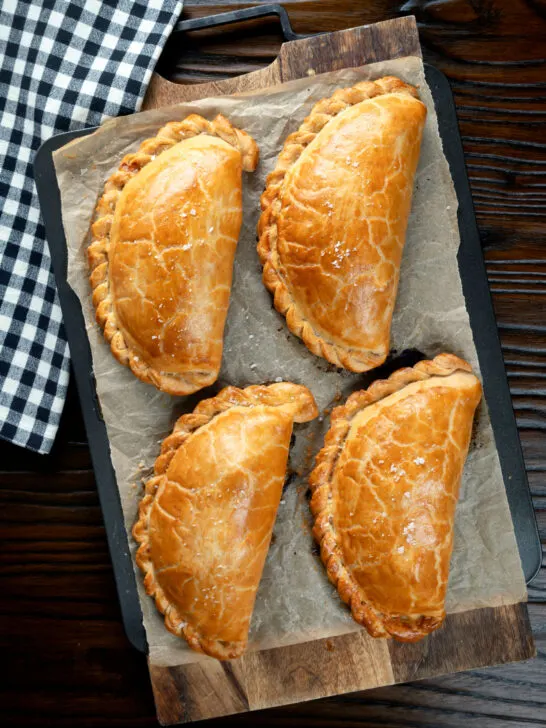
2, 0, 545, 726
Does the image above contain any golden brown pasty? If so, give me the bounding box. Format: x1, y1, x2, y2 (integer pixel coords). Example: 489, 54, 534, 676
258, 77, 426, 371
89, 114, 259, 395
309, 354, 482, 641
133, 382, 318, 660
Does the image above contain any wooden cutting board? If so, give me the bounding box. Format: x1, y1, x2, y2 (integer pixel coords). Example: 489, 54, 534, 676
142, 16, 535, 725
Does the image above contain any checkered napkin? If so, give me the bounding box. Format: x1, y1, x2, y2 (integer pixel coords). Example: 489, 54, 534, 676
0, 0, 183, 454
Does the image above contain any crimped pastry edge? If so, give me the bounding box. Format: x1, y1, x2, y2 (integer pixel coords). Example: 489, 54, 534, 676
89, 113, 259, 396
133, 382, 317, 660
257, 76, 422, 372
308, 353, 478, 642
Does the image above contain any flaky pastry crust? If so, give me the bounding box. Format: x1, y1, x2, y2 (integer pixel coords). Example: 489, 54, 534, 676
258, 76, 426, 371
309, 354, 482, 642
89, 114, 259, 395
133, 382, 318, 660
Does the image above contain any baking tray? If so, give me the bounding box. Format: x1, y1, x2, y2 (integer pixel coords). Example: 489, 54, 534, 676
34, 48, 541, 656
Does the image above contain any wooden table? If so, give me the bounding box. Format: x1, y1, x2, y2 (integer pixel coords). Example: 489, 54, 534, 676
2, 1, 545, 726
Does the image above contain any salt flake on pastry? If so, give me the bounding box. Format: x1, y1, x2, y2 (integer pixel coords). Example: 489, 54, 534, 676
258, 77, 426, 371
89, 114, 259, 395
133, 382, 318, 660
309, 354, 482, 641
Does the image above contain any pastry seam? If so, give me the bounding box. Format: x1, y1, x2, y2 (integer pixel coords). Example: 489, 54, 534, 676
133, 383, 317, 660
308, 353, 475, 642
258, 76, 421, 371
89, 113, 259, 395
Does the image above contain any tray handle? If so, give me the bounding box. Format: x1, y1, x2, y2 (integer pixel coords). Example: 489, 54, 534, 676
173, 3, 307, 42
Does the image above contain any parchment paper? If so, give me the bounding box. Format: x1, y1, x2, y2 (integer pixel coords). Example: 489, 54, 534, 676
53, 55, 527, 667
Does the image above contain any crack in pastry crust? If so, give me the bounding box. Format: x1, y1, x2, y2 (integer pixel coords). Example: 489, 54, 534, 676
89, 114, 259, 395
309, 353, 482, 642
258, 76, 425, 371
133, 382, 318, 660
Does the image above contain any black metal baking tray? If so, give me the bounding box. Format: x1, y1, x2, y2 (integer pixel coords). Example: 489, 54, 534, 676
33, 130, 147, 652
33, 22, 541, 654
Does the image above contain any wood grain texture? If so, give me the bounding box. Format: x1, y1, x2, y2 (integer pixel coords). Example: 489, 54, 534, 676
150, 632, 393, 723
142, 16, 421, 108
147, 605, 534, 724
2, 0, 545, 726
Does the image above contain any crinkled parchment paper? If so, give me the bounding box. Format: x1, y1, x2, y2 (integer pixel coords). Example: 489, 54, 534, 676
53, 55, 527, 667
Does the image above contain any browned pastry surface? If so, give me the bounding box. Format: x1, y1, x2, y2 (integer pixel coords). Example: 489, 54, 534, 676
258, 77, 426, 371
89, 114, 259, 395
133, 382, 318, 660
309, 353, 482, 641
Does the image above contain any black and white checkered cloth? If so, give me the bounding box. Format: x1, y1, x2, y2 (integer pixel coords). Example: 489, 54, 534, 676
0, 0, 183, 453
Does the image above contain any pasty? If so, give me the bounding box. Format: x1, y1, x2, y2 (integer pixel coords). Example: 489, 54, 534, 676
89, 114, 259, 395
258, 77, 426, 371
309, 354, 482, 641
133, 382, 318, 659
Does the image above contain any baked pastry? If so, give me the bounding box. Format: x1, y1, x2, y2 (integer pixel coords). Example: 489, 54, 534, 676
258, 77, 426, 371
309, 354, 482, 641
89, 114, 259, 395
133, 382, 318, 660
